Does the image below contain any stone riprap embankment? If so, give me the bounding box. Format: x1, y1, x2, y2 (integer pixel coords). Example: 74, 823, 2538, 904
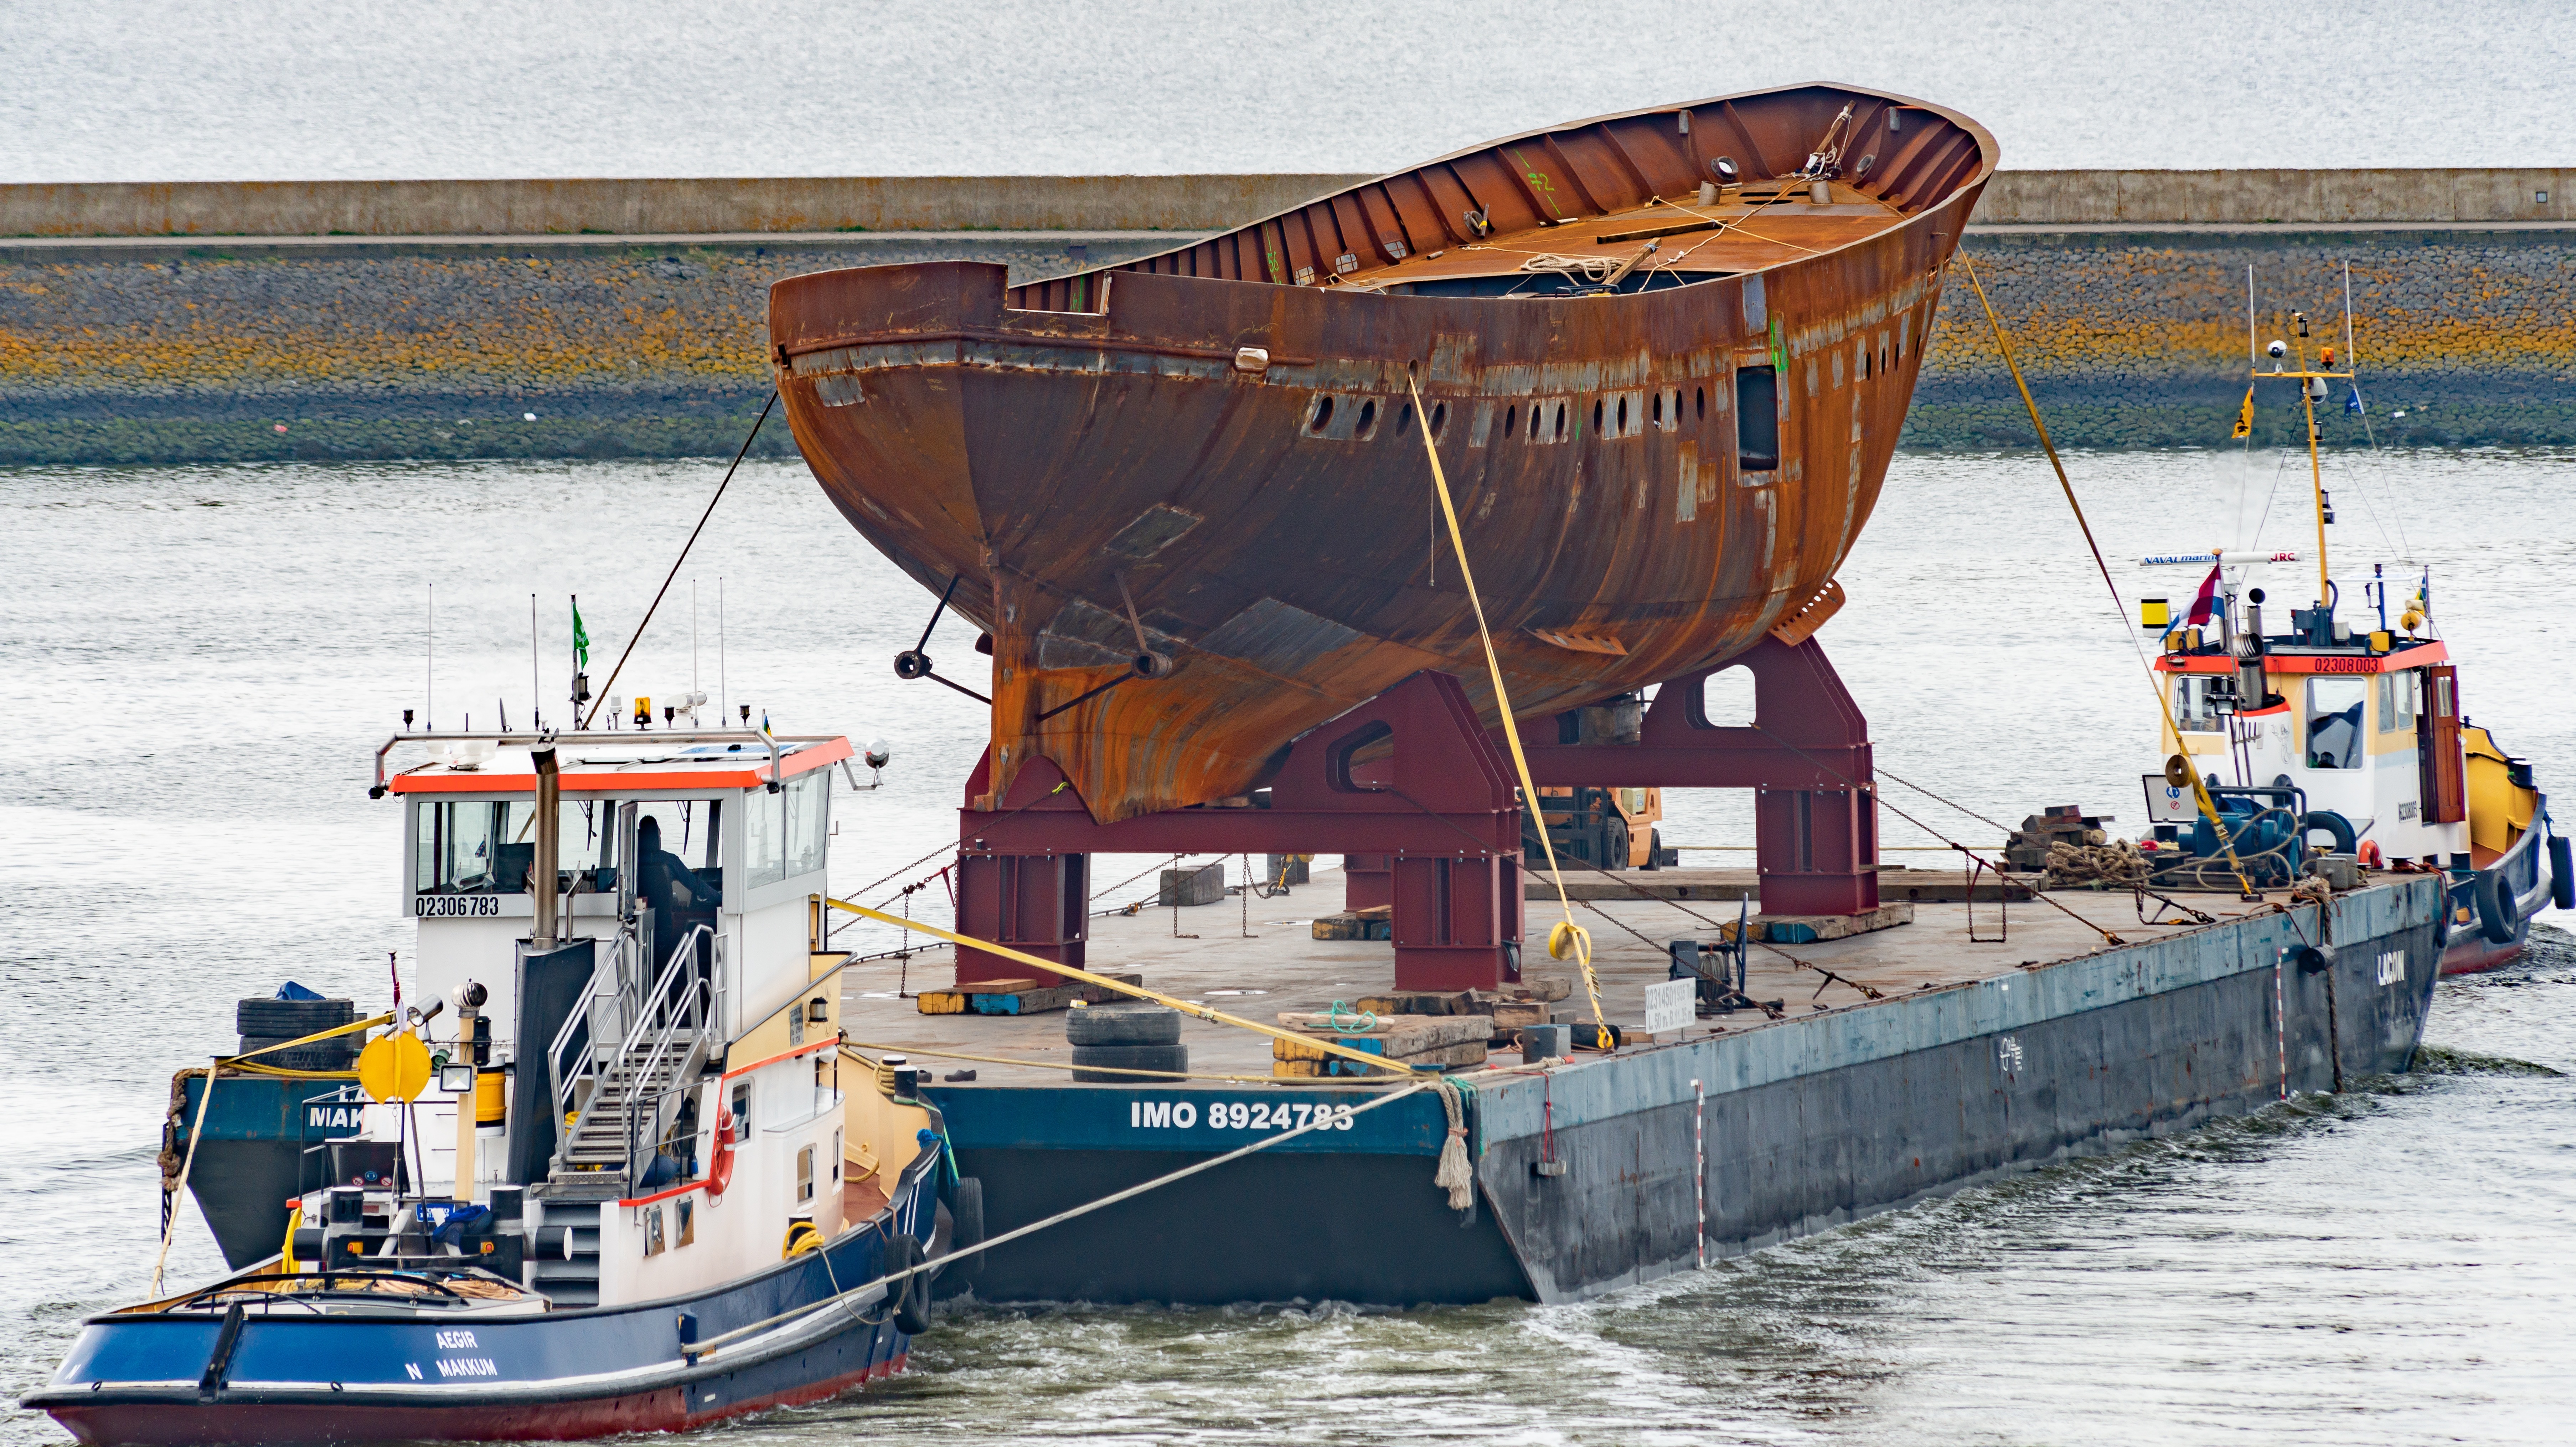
0, 237, 1181, 465
1921, 230, 2576, 449
2, 170, 2570, 464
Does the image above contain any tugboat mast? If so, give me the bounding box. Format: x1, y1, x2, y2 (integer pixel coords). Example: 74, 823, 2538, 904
2248, 279, 2353, 614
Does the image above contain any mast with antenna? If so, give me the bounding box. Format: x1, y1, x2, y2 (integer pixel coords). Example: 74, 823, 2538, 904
530, 593, 541, 732
2247, 273, 2352, 622
425, 583, 435, 731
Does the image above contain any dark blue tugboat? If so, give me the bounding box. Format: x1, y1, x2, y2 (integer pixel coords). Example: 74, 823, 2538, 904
29, 730, 977, 1444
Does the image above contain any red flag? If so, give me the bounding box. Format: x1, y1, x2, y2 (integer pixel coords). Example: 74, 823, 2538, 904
2183, 564, 2222, 626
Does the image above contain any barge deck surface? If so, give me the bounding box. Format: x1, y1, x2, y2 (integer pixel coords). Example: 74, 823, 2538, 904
836, 866, 2287, 1077
832, 866, 2438, 1307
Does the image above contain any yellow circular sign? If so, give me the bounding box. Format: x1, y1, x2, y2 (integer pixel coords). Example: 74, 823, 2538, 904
357, 1032, 433, 1103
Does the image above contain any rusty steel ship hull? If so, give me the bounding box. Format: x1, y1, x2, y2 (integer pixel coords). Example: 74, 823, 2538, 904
770, 83, 1997, 823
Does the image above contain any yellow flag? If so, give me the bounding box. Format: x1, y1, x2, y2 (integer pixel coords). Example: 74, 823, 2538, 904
2230, 385, 2255, 439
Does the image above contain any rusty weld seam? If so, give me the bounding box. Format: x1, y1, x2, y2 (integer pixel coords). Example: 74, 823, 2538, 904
777, 329, 1316, 366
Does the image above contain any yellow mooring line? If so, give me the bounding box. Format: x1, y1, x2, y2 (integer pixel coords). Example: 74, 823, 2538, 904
1952, 252, 2257, 896
1405, 374, 1607, 1036
824, 898, 1433, 1078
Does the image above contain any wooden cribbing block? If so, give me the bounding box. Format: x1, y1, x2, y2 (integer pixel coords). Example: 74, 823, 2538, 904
1353, 989, 1475, 1016
917, 972, 1145, 1016
1271, 1014, 1492, 1059
1272, 1040, 1489, 1077
1310, 905, 1394, 942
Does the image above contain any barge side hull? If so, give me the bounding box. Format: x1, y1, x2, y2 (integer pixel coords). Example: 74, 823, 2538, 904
935, 880, 2438, 1305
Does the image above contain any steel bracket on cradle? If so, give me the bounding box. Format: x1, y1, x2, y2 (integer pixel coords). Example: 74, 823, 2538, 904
1512, 636, 1880, 918
953, 671, 1526, 993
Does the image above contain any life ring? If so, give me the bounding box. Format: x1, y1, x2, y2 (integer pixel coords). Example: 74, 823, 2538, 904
2358, 839, 2384, 870
706, 1106, 735, 1200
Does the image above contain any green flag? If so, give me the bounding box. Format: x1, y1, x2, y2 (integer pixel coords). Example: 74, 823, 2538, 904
571, 601, 589, 668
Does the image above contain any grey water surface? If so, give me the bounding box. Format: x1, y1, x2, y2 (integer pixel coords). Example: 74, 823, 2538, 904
2, 0, 2572, 182
5, 446, 2573, 1443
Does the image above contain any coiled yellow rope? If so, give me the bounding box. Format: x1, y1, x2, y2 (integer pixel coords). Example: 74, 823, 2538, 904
1405, 376, 1608, 1040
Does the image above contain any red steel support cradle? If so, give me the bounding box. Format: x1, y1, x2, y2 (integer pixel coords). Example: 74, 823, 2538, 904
953, 671, 1524, 992
952, 638, 1875, 994
1511, 636, 1879, 917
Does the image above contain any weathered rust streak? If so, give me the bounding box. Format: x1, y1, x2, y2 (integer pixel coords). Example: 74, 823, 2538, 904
770, 83, 1996, 825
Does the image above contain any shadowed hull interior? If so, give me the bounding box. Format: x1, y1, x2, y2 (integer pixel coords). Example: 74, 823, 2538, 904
771, 84, 1996, 821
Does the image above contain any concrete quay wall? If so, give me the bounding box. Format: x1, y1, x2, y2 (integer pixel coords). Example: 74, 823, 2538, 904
0, 175, 1374, 241
5, 169, 2571, 238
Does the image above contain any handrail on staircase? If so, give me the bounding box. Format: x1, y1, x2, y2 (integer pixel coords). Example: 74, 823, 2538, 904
548, 923, 715, 1183
616, 926, 718, 1193
545, 916, 640, 1165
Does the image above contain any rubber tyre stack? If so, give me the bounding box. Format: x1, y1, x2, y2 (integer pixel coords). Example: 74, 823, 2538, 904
236, 997, 356, 1069
1068, 1006, 1186, 1082
1066, 1005, 1182, 1046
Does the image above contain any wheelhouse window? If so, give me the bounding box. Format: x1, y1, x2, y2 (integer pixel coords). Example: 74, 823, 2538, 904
2375, 670, 2419, 733
1735, 366, 1779, 472
415, 800, 616, 895
2305, 678, 2366, 769
747, 769, 831, 890
2171, 674, 2225, 734
630, 799, 724, 937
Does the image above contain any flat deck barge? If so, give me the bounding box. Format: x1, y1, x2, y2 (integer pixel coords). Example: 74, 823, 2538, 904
843, 865, 2441, 1306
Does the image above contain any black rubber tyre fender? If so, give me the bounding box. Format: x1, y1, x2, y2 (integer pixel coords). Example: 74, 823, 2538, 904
2473, 867, 2520, 946
238, 1033, 359, 1061
2298, 810, 2358, 858
1065, 1005, 1182, 1047
950, 1176, 985, 1274
237, 1040, 361, 1072
236, 998, 354, 1039
2550, 835, 2574, 912
1069, 1043, 1188, 1082
882, 1233, 933, 1336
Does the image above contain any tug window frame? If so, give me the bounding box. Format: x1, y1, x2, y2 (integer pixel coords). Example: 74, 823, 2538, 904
414, 799, 616, 895
2376, 669, 2419, 734
2304, 676, 2368, 770
2170, 674, 2224, 733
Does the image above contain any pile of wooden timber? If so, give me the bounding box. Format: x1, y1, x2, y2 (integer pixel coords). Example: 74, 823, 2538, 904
918, 971, 1145, 1015
1310, 904, 1392, 941
1269, 978, 1575, 1075
1271, 1013, 1491, 1076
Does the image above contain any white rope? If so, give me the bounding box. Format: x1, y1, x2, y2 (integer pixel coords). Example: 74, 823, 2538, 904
1432, 1078, 1475, 1210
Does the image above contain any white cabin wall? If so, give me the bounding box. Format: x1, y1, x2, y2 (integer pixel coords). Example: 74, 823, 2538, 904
595, 1056, 843, 1307
732, 891, 821, 1038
